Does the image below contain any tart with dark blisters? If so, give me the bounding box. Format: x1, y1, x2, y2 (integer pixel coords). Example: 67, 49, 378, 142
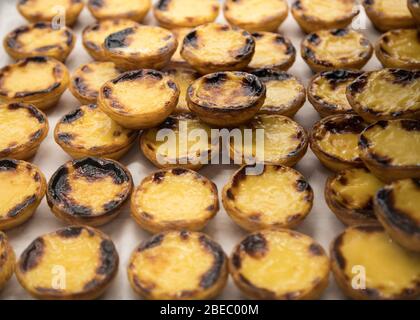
87, 0, 151, 22
308, 70, 363, 118
180, 23, 256, 74
55, 104, 137, 160
0, 232, 15, 291
409, 0, 420, 23
69, 62, 121, 105
82, 19, 139, 61
348, 69, 420, 123
3, 22, 75, 62
103, 25, 177, 71
230, 229, 330, 300
310, 114, 368, 172
153, 0, 220, 29
128, 231, 228, 300
359, 120, 420, 182
251, 69, 305, 117
0, 103, 48, 160
231, 115, 309, 167
325, 168, 384, 226
331, 225, 420, 300
16, 226, 119, 300
247, 32, 296, 71
223, 165, 313, 231
223, 0, 288, 32
98, 69, 179, 129
47, 158, 133, 227
376, 29, 420, 70
375, 179, 420, 252
163, 67, 199, 113
187, 71, 266, 127
0, 56, 69, 110
169, 28, 193, 67
131, 168, 219, 233
17, 0, 84, 27
140, 114, 215, 171
301, 29, 373, 73
291, 0, 359, 33
363, 0, 416, 32
0, 159, 46, 231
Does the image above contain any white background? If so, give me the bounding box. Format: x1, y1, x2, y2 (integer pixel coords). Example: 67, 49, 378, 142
0, 0, 385, 300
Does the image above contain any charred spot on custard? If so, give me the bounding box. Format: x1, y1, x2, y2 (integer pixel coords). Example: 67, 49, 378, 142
137, 234, 165, 252
104, 28, 135, 49
240, 233, 268, 259
19, 237, 45, 273
322, 70, 364, 90
323, 115, 367, 134
250, 68, 292, 82
198, 235, 226, 289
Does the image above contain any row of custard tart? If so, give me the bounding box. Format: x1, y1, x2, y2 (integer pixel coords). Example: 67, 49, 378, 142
2, 225, 419, 300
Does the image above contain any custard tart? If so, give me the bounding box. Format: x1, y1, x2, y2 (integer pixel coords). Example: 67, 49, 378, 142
375, 178, 420, 252
0, 103, 48, 160
169, 27, 193, 67
180, 23, 255, 74
98, 69, 179, 129
359, 119, 420, 182
0, 232, 15, 291
0, 159, 46, 231
222, 165, 313, 231
291, 0, 359, 33
408, 0, 420, 23
87, 0, 151, 22
69, 61, 121, 105
163, 67, 199, 113
153, 0, 220, 29
128, 231, 228, 300
310, 114, 368, 172
247, 32, 296, 71
103, 25, 177, 71
82, 19, 140, 61
4, 22, 75, 62
376, 29, 420, 70
0, 56, 69, 110
363, 0, 416, 32
230, 229, 330, 300
230, 114, 309, 167
331, 225, 420, 300
140, 113, 215, 171
308, 70, 363, 118
347, 69, 420, 122
187, 71, 266, 127
47, 157, 133, 227
16, 226, 119, 300
301, 28, 373, 73
251, 69, 306, 117
17, 0, 84, 27
131, 168, 219, 233
55, 104, 137, 160
223, 0, 288, 32
325, 168, 384, 226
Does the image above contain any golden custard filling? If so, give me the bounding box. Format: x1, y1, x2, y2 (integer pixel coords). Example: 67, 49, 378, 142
235, 115, 305, 163
225, 0, 288, 23
19, 230, 104, 293
363, 121, 420, 166
56, 105, 134, 150
370, 0, 413, 18
0, 166, 40, 219
0, 61, 58, 96
248, 33, 294, 69
155, 0, 219, 25
339, 228, 420, 297
239, 232, 329, 294
134, 173, 215, 221
165, 68, 197, 112
0, 106, 44, 152
90, 0, 150, 16
353, 71, 420, 115
231, 167, 311, 224
389, 179, 420, 222
296, 0, 355, 21
330, 169, 384, 209
312, 76, 356, 112
318, 132, 360, 161
380, 29, 420, 62
262, 78, 302, 111
182, 24, 251, 63
130, 233, 216, 295
18, 0, 81, 17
